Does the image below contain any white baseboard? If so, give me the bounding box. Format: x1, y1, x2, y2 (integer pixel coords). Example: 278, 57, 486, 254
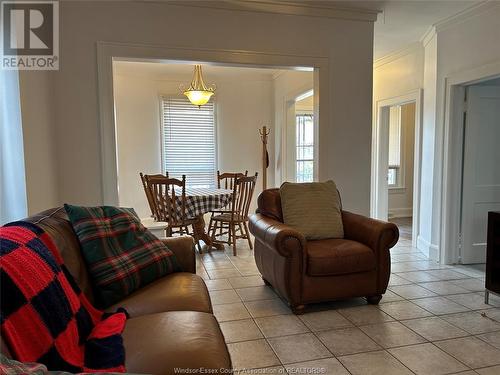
417, 235, 439, 261
388, 207, 413, 218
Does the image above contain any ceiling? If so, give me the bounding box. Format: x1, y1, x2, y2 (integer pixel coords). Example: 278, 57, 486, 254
371, 0, 484, 59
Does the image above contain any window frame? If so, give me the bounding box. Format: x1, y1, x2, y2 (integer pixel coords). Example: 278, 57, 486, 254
388, 105, 406, 190
295, 110, 314, 183
159, 95, 218, 188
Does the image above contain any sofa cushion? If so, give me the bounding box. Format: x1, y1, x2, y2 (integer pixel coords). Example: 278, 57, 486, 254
106, 272, 212, 317
123, 311, 231, 375
307, 239, 376, 276
64, 205, 181, 308
280, 181, 344, 240
257, 188, 283, 222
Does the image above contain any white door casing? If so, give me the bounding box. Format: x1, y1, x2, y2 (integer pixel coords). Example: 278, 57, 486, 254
461, 86, 500, 264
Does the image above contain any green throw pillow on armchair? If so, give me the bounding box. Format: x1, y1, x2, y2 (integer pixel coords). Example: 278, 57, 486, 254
280, 180, 344, 240
64, 204, 181, 308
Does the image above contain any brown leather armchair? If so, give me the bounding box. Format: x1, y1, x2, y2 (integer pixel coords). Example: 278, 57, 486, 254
249, 188, 399, 314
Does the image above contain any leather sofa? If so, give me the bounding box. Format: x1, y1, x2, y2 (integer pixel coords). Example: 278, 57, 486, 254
249, 189, 399, 314
0, 208, 231, 374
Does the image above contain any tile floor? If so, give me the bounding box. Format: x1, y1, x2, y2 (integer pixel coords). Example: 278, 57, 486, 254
196, 235, 500, 374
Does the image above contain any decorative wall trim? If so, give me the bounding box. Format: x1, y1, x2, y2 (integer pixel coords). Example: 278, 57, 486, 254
388, 208, 412, 218
434, 1, 500, 33
417, 235, 439, 261
373, 42, 422, 69
420, 26, 436, 48
141, 0, 380, 22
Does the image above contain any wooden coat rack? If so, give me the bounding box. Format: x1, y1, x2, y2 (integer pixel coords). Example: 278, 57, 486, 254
259, 126, 270, 190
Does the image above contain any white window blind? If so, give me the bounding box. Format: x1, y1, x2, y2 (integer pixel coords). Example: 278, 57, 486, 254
161, 97, 216, 188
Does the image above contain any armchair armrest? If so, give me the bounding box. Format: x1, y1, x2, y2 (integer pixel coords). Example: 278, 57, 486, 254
161, 236, 196, 273
249, 214, 306, 257
342, 211, 399, 252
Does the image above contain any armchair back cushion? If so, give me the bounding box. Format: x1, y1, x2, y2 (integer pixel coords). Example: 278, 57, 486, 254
280, 181, 344, 240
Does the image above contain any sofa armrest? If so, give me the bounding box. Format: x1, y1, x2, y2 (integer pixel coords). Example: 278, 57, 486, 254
161, 236, 196, 273
249, 214, 306, 258
342, 211, 399, 252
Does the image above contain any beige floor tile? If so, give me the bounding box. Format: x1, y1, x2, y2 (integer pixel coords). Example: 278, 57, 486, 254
411, 296, 470, 315
388, 274, 413, 286
379, 300, 433, 320
255, 315, 309, 338
203, 260, 236, 270
391, 253, 428, 262
418, 281, 471, 295
228, 275, 265, 288
359, 321, 427, 348
477, 330, 500, 349
245, 299, 291, 318
435, 336, 500, 369
401, 316, 469, 341
298, 310, 353, 331
476, 365, 500, 375
268, 333, 331, 364
285, 358, 349, 375
426, 269, 471, 281
450, 278, 486, 292
391, 262, 420, 272
388, 343, 468, 375
213, 302, 251, 322
441, 311, 500, 334
219, 319, 263, 343
207, 268, 242, 279
380, 290, 405, 303
447, 293, 500, 310
396, 271, 440, 283
316, 327, 381, 356
235, 286, 277, 302
390, 284, 438, 299
227, 339, 281, 370
338, 305, 394, 325
204, 278, 232, 291
338, 350, 413, 375
209, 289, 241, 305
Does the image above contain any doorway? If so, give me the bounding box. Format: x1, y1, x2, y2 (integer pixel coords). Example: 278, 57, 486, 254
372, 90, 422, 247
459, 78, 500, 264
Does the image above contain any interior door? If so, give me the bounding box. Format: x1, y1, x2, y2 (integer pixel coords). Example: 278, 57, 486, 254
461, 86, 500, 264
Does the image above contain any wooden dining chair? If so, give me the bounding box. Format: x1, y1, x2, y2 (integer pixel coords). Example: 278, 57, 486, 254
140, 172, 167, 219
217, 170, 248, 190
208, 173, 258, 255
146, 174, 201, 251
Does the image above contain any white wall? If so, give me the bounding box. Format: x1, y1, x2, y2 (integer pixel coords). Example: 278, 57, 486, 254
114, 67, 273, 218
18, 1, 375, 215
388, 102, 415, 218
19, 71, 59, 214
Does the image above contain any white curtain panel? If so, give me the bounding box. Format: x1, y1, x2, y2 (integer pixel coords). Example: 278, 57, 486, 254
0, 69, 27, 225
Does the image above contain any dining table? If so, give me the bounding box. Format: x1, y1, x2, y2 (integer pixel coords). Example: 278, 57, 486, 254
172, 187, 233, 251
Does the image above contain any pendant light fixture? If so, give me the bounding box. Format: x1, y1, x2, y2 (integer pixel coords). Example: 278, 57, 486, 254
181, 64, 216, 108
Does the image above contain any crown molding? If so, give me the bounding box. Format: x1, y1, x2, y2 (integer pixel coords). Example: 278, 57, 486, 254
434, 0, 499, 33
373, 42, 423, 69
420, 26, 436, 47
138, 0, 380, 22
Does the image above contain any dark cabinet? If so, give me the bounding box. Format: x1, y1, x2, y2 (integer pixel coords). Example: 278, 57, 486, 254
486, 211, 500, 304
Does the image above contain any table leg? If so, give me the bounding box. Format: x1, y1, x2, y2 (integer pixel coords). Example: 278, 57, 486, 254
193, 215, 225, 251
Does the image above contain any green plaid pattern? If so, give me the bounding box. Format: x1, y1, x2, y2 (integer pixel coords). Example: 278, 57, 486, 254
64, 204, 181, 308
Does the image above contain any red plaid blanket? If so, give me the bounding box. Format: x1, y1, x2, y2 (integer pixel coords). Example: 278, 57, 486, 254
0, 222, 128, 373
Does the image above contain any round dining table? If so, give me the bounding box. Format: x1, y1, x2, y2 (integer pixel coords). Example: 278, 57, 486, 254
172, 187, 233, 251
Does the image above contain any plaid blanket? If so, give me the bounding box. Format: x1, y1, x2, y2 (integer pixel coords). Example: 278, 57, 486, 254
0, 222, 128, 373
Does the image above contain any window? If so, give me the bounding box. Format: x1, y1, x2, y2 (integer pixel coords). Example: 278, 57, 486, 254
296, 113, 314, 182
388, 105, 402, 187
161, 97, 216, 188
